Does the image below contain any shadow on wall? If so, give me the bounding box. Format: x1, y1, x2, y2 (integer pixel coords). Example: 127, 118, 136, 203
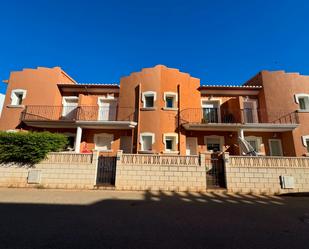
0, 190, 309, 249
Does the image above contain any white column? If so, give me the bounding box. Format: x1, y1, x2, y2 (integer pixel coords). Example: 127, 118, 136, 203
75, 126, 82, 153
238, 128, 244, 139
238, 128, 245, 155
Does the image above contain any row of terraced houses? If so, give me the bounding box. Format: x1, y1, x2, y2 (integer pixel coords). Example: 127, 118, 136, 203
0, 64, 309, 157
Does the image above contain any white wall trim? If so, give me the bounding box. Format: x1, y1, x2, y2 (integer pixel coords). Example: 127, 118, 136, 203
294, 93, 309, 104
301, 135, 309, 147
10, 89, 27, 105
62, 96, 78, 105
97, 95, 117, 105
140, 132, 155, 144
163, 133, 178, 152
201, 97, 222, 107
163, 92, 178, 102
162, 133, 179, 144
204, 135, 225, 152
142, 91, 157, 107
140, 132, 155, 151
245, 136, 263, 152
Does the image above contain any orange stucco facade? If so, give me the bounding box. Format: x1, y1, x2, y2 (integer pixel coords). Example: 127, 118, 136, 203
0, 65, 308, 157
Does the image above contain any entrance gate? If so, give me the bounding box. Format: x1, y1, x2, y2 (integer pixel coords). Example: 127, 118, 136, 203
206, 154, 226, 189
97, 156, 117, 185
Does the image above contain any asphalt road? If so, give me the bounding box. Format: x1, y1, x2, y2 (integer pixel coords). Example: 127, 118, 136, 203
0, 188, 308, 249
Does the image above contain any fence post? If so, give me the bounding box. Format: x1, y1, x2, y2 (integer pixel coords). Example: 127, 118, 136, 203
199, 152, 209, 190
222, 152, 230, 191
92, 150, 99, 186
116, 150, 123, 161
199, 153, 205, 167
115, 150, 123, 189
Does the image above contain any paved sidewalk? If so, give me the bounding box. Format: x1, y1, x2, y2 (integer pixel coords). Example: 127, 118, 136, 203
0, 188, 146, 205
0, 188, 308, 249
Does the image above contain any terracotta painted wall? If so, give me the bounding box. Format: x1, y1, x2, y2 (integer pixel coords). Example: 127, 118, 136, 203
245, 73, 269, 123
247, 71, 309, 156
81, 129, 131, 156
0, 67, 75, 130
2, 65, 308, 157
188, 130, 294, 156
119, 65, 201, 154
187, 131, 240, 155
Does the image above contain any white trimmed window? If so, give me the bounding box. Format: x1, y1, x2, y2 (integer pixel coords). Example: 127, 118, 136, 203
204, 135, 224, 152
62, 96, 78, 119
163, 92, 178, 109
302, 135, 309, 153
10, 89, 27, 106
140, 132, 155, 151
245, 136, 262, 153
94, 133, 114, 151
163, 133, 178, 152
142, 91, 156, 108
295, 94, 309, 110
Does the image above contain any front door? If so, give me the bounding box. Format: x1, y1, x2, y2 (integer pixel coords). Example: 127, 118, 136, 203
186, 137, 197, 155
206, 153, 226, 189
269, 139, 283, 156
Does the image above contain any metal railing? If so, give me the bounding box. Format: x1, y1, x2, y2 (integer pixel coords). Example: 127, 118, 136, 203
179, 108, 299, 125
21, 105, 136, 122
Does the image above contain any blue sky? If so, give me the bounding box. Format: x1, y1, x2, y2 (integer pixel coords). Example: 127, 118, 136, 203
0, 0, 309, 94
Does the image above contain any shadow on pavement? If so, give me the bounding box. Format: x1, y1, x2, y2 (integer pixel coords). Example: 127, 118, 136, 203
279, 192, 309, 197
0, 190, 308, 249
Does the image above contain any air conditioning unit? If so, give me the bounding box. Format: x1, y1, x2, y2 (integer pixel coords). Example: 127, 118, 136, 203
280, 176, 295, 189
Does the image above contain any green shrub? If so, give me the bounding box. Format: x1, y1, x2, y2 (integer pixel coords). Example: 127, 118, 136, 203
0, 131, 68, 165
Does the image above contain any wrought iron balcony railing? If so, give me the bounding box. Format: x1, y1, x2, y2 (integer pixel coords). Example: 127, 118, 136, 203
179, 108, 299, 125
21, 106, 136, 122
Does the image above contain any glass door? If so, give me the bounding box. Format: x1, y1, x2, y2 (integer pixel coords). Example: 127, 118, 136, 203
202, 101, 219, 123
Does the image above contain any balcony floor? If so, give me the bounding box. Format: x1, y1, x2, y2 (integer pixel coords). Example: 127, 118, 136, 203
182, 122, 299, 132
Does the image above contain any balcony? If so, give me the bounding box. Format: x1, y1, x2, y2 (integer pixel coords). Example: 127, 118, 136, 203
21, 105, 137, 129
179, 108, 299, 132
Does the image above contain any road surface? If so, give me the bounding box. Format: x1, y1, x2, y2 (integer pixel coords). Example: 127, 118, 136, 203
0, 188, 308, 249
